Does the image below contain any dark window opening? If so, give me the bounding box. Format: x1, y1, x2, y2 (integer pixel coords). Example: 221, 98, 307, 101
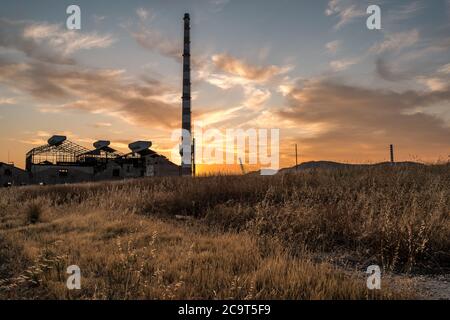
113, 169, 120, 177
58, 169, 68, 177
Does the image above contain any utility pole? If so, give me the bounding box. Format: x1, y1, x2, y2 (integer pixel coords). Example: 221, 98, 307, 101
390, 144, 395, 164
295, 144, 298, 171
192, 138, 196, 177
239, 157, 246, 175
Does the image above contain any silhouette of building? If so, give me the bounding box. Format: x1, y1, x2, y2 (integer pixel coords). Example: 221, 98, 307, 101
0, 162, 29, 187
21, 135, 179, 185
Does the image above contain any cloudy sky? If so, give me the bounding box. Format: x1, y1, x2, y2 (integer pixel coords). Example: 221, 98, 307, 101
0, 0, 449, 172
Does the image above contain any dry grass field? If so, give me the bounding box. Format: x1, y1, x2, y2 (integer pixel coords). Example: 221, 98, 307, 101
0, 164, 449, 299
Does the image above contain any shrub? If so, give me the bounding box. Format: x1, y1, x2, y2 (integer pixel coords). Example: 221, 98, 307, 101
25, 201, 45, 224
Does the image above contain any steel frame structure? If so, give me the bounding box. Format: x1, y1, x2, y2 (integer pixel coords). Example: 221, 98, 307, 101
25, 140, 90, 170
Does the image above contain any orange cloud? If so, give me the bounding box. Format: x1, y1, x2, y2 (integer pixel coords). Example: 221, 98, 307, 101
277, 79, 450, 162
0, 18, 179, 130
212, 54, 290, 82
0, 19, 114, 64
0, 60, 180, 129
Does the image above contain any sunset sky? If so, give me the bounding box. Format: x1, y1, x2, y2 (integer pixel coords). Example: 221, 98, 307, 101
1, 0, 449, 173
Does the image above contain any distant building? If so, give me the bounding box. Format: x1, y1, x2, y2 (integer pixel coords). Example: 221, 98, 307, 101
18, 135, 179, 186
0, 162, 29, 187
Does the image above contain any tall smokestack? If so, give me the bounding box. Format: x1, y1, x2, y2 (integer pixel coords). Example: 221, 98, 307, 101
181, 13, 192, 176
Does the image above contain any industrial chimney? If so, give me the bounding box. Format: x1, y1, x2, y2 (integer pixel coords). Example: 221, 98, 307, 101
180, 13, 192, 176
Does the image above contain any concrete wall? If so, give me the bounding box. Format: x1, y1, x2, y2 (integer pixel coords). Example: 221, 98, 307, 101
11, 154, 180, 186
93, 161, 125, 181
95, 156, 180, 180
146, 156, 180, 177
30, 165, 94, 185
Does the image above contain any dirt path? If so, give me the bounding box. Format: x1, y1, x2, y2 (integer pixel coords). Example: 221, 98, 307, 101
412, 274, 450, 300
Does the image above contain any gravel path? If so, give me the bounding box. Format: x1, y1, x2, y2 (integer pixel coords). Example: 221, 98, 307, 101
412, 275, 450, 300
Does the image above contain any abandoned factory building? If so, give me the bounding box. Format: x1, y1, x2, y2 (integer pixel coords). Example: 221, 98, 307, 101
1, 135, 179, 187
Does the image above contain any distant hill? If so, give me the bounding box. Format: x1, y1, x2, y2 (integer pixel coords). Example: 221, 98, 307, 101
279, 161, 424, 174
246, 161, 425, 175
